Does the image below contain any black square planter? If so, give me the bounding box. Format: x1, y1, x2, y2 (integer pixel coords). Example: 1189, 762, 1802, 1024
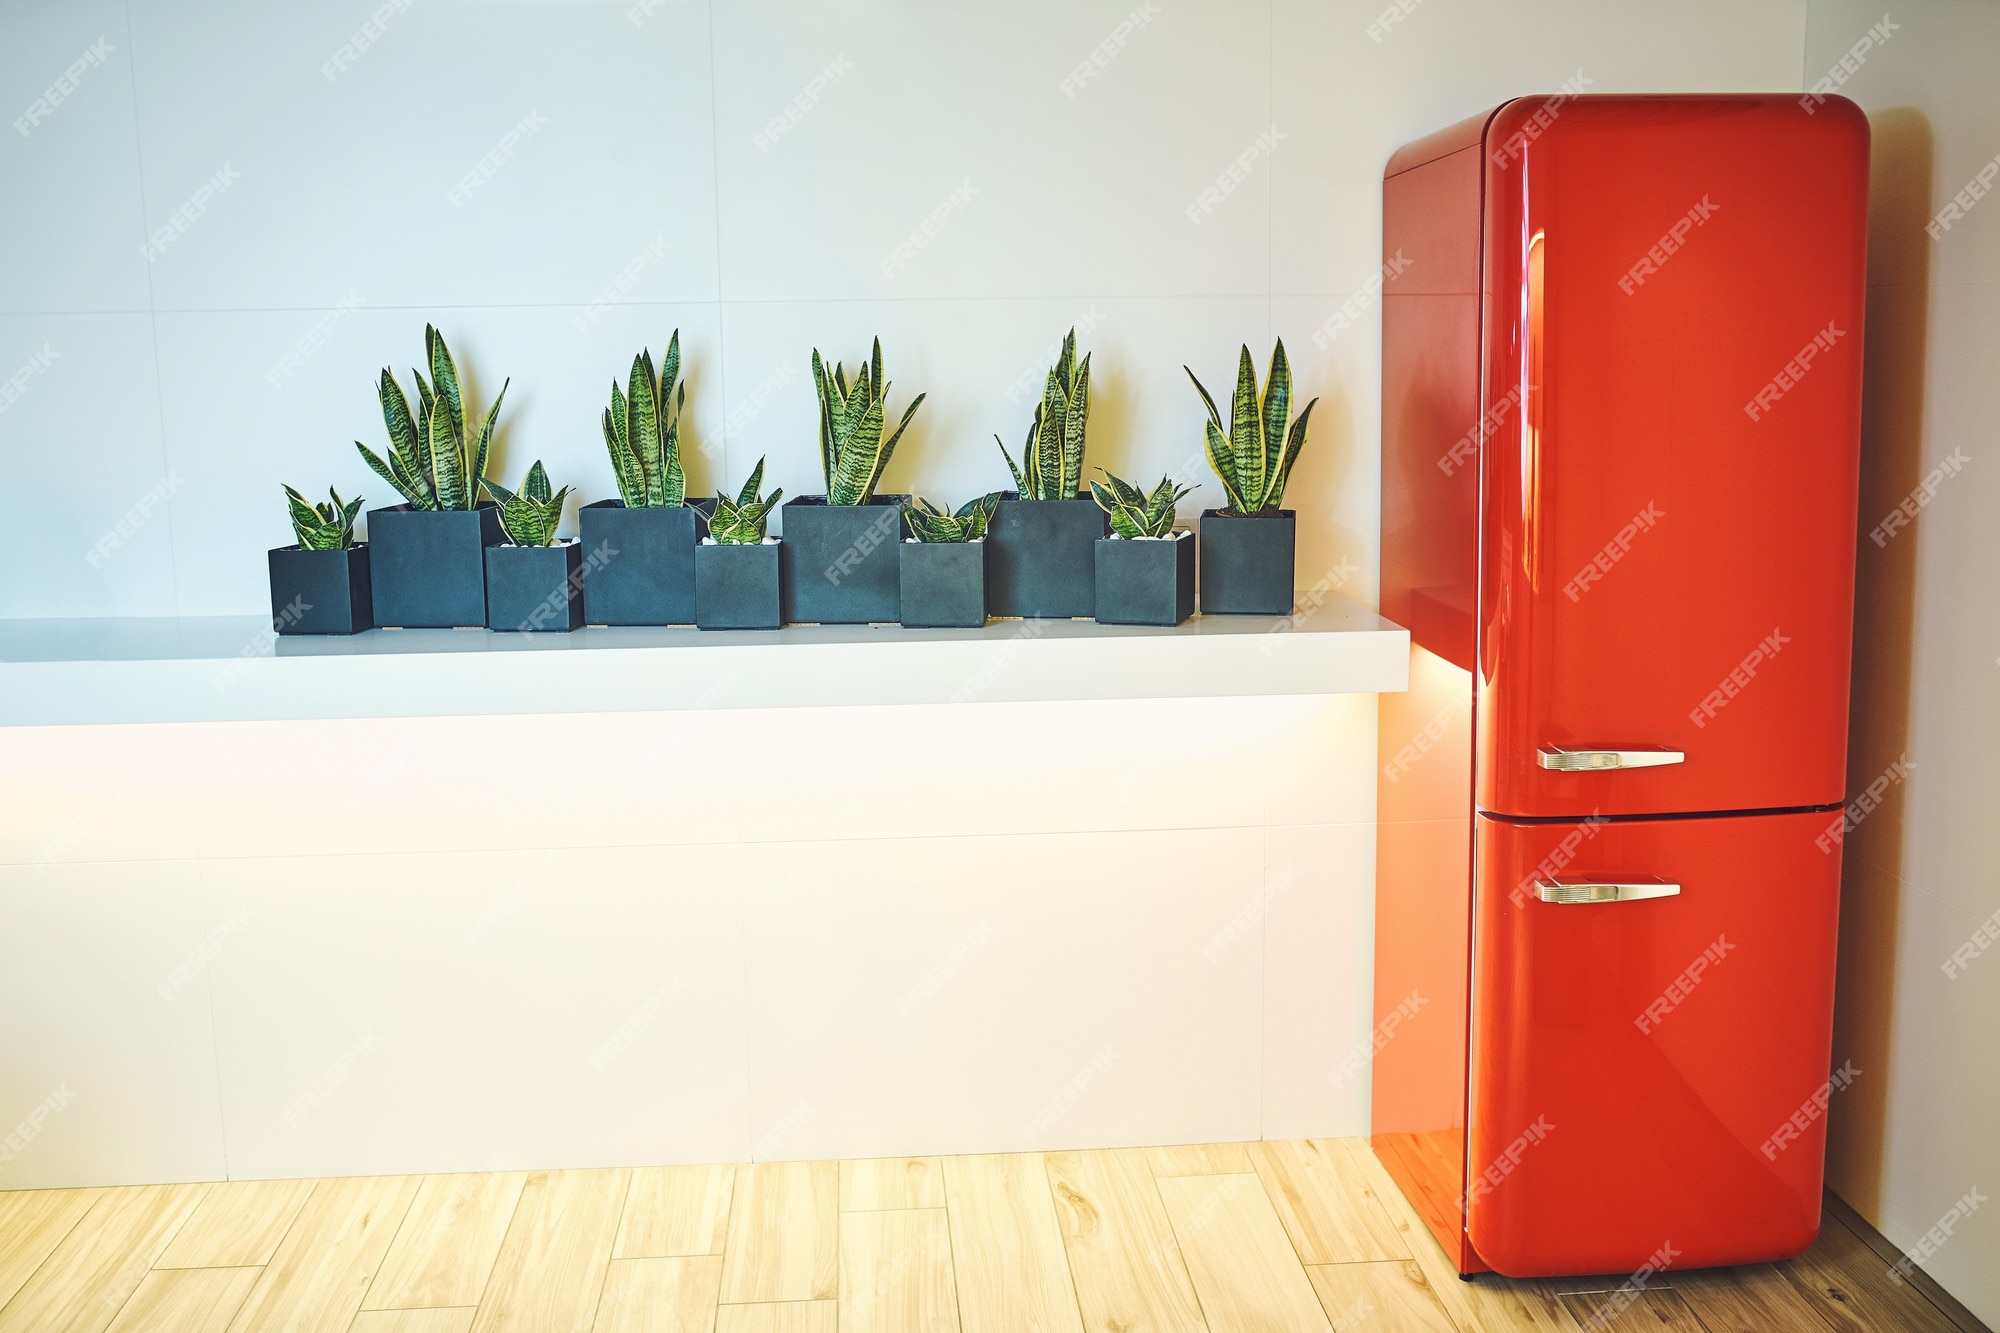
266, 545, 373, 635
577, 500, 710, 626
899, 539, 987, 628
1199, 508, 1296, 615
1095, 532, 1196, 626
986, 494, 1109, 618
779, 495, 908, 624
366, 502, 504, 628
485, 542, 584, 632
696, 541, 782, 630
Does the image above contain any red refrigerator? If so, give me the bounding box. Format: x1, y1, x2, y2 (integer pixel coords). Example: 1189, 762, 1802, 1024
1373, 94, 1868, 1277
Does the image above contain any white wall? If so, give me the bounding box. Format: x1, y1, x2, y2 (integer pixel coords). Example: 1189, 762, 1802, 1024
1804, 2, 2000, 1327
0, 0, 1807, 618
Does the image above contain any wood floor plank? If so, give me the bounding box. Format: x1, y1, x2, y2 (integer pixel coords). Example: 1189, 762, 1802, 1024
1044, 1148, 1204, 1333
467, 1168, 628, 1333
1250, 1138, 1407, 1264
0, 1182, 207, 1333
1559, 1287, 1704, 1331
1782, 1210, 1963, 1333
348, 1311, 476, 1333
223, 1173, 419, 1333
838, 1157, 943, 1212
1342, 1141, 1585, 1333
1144, 1142, 1255, 1177
363, 1172, 527, 1311
1155, 1172, 1329, 1331
104, 1266, 259, 1333
838, 1207, 957, 1333
940, 1152, 1084, 1333
0, 1186, 105, 1311
718, 1162, 838, 1305
158, 1180, 317, 1270
1672, 1264, 1840, 1332
1305, 1260, 1456, 1332
1821, 1194, 1987, 1333
616, 1165, 735, 1258
592, 1256, 721, 1333
713, 1303, 836, 1333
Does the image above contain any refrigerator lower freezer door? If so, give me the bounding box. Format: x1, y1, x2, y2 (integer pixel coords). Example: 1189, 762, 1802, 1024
1467, 808, 1841, 1277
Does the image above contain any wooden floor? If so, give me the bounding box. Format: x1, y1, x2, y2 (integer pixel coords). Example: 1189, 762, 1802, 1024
0, 1138, 1980, 1333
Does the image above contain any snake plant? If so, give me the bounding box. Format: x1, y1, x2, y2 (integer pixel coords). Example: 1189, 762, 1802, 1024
1185, 338, 1317, 515
708, 458, 783, 544
811, 338, 925, 505
282, 485, 363, 551
485, 460, 572, 547
907, 492, 1001, 543
996, 329, 1091, 501
603, 330, 688, 507
355, 325, 508, 511
1090, 471, 1192, 540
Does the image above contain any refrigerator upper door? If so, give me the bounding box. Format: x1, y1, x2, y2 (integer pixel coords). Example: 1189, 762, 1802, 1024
1476, 95, 1869, 819
1466, 808, 1842, 1277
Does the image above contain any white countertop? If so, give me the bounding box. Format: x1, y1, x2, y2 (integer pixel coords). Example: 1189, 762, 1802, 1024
0, 599, 1409, 726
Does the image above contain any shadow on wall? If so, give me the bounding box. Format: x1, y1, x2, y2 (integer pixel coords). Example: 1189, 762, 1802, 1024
1825, 105, 1930, 1220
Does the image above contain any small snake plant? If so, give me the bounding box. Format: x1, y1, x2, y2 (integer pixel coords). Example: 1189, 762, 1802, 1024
1185, 338, 1318, 515
907, 492, 1001, 543
996, 328, 1091, 501
812, 338, 925, 505
485, 460, 572, 547
1090, 471, 1192, 540
356, 325, 508, 511
708, 458, 783, 544
283, 485, 363, 551
603, 330, 688, 508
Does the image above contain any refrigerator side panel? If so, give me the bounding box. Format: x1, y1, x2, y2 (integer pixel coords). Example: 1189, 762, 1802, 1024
1477, 95, 1869, 820
1375, 137, 1486, 1272
1466, 808, 1841, 1277
1374, 646, 1478, 1270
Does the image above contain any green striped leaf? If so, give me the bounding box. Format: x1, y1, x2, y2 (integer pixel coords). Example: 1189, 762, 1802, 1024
1259, 339, 1292, 508
470, 380, 506, 508
1060, 355, 1090, 500
1230, 344, 1265, 511
627, 350, 662, 506
429, 398, 465, 511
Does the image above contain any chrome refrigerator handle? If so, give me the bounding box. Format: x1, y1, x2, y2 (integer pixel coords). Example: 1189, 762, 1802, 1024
1537, 747, 1686, 772
1535, 879, 1682, 905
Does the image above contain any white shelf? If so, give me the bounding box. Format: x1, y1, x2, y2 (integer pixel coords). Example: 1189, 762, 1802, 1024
0, 599, 1409, 727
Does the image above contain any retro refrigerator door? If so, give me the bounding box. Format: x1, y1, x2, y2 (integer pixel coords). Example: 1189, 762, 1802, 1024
1476, 96, 1869, 819
1465, 808, 1841, 1277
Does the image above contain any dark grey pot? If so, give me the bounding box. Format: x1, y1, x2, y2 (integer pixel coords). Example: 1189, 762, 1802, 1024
1199, 508, 1296, 615
899, 539, 987, 628
986, 494, 1109, 619
1095, 533, 1196, 626
485, 542, 584, 632
779, 495, 908, 624
365, 502, 504, 628
696, 541, 782, 630
577, 499, 711, 626
267, 544, 373, 635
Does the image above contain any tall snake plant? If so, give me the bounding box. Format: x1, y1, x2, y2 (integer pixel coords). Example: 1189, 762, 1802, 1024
1185, 338, 1317, 515
485, 460, 572, 547
602, 330, 688, 507
811, 338, 925, 505
996, 328, 1091, 501
282, 486, 363, 551
355, 325, 508, 511
708, 458, 783, 544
